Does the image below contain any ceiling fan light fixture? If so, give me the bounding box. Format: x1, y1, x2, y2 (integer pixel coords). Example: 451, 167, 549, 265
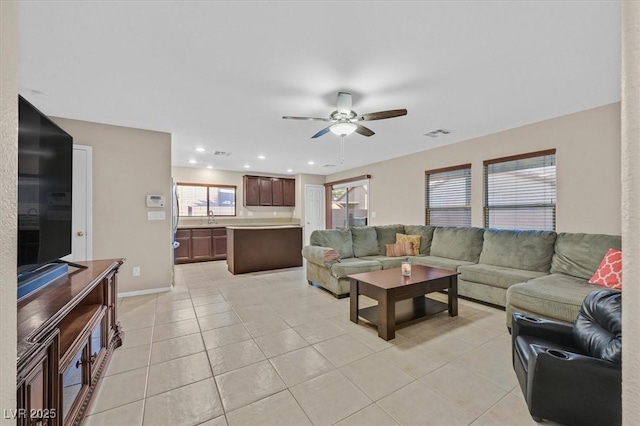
330, 122, 357, 136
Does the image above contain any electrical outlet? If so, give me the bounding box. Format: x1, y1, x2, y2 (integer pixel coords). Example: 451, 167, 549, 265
248, 211, 253, 216
273, 211, 277, 216
132, 267, 140, 276
371, 212, 377, 218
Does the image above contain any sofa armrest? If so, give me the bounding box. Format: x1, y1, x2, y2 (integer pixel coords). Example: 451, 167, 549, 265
511, 313, 575, 348
302, 245, 340, 268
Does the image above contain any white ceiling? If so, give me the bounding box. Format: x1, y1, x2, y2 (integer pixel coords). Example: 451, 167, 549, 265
18, 1, 620, 176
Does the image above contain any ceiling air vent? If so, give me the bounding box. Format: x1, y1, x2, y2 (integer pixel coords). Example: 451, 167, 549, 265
213, 151, 231, 156
424, 128, 453, 138
323, 164, 336, 168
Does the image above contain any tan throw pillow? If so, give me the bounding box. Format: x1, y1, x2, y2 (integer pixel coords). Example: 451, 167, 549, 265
386, 242, 413, 257
396, 233, 421, 256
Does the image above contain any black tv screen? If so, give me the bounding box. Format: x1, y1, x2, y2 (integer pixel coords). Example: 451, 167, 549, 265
17, 96, 73, 277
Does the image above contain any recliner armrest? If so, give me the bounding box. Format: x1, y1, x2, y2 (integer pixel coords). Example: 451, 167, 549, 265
511, 313, 575, 348
525, 343, 621, 425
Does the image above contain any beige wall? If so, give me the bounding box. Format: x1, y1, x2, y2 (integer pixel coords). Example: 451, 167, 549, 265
327, 103, 621, 235
0, 1, 18, 422
52, 118, 173, 294
622, 1, 640, 423
172, 166, 324, 223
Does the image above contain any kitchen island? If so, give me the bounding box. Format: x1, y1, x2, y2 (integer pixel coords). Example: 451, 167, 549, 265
226, 225, 303, 274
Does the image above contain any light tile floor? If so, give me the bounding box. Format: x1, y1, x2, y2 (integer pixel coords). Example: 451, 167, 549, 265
85, 261, 553, 426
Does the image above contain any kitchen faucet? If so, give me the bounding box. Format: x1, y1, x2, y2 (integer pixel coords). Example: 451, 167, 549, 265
208, 210, 217, 224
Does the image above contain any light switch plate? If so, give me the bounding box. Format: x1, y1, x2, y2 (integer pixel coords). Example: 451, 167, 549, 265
148, 211, 166, 220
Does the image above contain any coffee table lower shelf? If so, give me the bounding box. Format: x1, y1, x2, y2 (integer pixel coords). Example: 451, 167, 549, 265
357, 296, 448, 326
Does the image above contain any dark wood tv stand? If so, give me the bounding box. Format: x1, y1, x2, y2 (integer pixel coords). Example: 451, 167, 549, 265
16, 259, 124, 426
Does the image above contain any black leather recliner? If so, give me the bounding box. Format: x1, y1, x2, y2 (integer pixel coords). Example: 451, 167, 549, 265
511, 289, 622, 425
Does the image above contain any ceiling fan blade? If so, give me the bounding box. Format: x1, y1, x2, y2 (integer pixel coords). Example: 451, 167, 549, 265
283, 116, 331, 122
355, 123, 375, 137
336, 92, 352, 114
311, 126, 332, 138
358, 109, 407, 121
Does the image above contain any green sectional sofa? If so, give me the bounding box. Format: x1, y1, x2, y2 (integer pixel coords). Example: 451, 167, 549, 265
302, 225, 621, 326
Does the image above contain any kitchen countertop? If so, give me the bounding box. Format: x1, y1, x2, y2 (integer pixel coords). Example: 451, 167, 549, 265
226, 225, 302, 230
178, 222, 301, 229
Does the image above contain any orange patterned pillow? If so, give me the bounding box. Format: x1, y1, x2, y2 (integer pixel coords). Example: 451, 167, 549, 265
386, 242, 413, 257
589, 248, 622, 289
396, 233, 421, 256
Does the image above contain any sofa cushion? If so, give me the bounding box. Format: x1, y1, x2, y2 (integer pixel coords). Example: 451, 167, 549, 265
409, 255, 475, 272
361, 255, 406, 270
479, 229, 556, 272
458, 264, 547, 290
507, 274, 603, 323
551, 233, 622, 279
310, 229, 354, 259
430, 227, 485, 262
403, 225, 435, 255
396, 233, 421, 256
375, 225, 406, 255
350, 226, 380, 257
330, 258, 383, 278
386, 242, 414, 257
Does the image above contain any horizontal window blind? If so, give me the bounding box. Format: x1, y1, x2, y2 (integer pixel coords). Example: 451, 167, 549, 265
177, 184, 237, 217
425, 165, 471, 227
484, 150, 556, 231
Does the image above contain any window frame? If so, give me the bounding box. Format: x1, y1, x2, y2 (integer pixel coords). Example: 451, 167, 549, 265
483, 149, 556, 231
176, 182, 237, 217
425, 163, 472, 227
324, 174, 371, 229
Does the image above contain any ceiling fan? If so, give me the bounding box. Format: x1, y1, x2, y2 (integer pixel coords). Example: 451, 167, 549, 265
283, 92, 407, 138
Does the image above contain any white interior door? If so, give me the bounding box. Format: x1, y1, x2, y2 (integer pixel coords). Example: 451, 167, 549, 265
62, 145, 92, 262
304, 184, 325, 245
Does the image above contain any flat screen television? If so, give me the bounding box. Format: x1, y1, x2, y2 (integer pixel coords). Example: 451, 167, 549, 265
17, 95, 73, 279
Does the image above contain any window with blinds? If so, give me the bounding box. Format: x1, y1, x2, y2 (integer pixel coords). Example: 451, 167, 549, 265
425, 164, 471, 227
484, 150, 556, 231
176, 183, 237, 217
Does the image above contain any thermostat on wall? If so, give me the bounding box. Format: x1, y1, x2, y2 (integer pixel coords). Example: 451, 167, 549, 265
146, 194, 165, 208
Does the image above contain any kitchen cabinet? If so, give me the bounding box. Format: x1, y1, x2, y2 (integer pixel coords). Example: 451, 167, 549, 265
244, 176, 260, 206
272, 179, 284, 206
174, 228, 227, 264
191, 229, 213, 260
174, 229, 191, 262
258, 177, 272, 206
243, 175, 295, 207
283, 179, 295, 206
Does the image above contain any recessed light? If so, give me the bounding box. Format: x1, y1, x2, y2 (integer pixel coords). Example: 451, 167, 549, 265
258, 155, 266, 160
287, 169, 293, 173
189, 159, 197, 164
206, 165, 213, 169
195, 147, 205, 152
307, 161, 314, 165
244, 164, 250, 168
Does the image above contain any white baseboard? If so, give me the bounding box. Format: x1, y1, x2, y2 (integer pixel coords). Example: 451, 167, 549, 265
118, 286, 172, 298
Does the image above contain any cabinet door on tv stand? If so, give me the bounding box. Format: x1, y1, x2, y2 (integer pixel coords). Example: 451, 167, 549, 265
16, 331, 60, 426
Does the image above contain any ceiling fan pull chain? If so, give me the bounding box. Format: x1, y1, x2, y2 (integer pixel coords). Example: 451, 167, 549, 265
340, 135, 345, 164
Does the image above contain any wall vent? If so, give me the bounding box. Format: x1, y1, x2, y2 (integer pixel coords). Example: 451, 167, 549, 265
214, 151, 231, 156
424, 128, 452, 138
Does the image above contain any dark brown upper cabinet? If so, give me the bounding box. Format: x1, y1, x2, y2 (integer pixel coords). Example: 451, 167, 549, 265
243, 175, 295, 207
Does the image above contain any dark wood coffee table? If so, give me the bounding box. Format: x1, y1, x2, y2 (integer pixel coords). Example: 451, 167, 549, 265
348, 265, 459, 340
